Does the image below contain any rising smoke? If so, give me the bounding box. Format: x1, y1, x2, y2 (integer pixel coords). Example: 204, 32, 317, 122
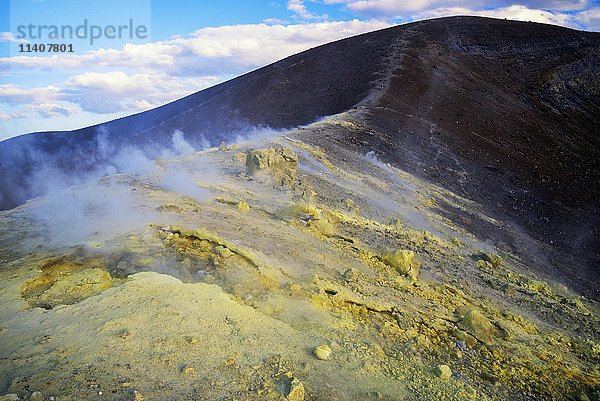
6, 124, 286, 250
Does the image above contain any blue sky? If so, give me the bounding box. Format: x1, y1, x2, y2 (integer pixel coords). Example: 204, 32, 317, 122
1, 0, 599, 140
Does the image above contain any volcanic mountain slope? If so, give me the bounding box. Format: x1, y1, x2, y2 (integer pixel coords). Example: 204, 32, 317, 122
0, 116, 598, 401
0, 16, 599, 401
1, 16, 599, 298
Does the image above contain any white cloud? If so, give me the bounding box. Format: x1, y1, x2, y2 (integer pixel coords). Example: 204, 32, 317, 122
0, 110, 27, 120
414, 5, 579, 28
180, 20, 390, 67
0, 103, 76, 120
263, 18, 290, 25
0, 20, 391, 130
2, 20, 390, 75
328, 0, 478, 15
66, 71, 155, 95
0, 84, 62, 103
287, 0, 328, 19
62, 71, 221, 114
473, 5, 576, 26
326, 0, 593, 19
29, 102, 76, 118
325, 1, 593, 28
348, 0, 441, 14
0, 72, 221, 118
574, 7, 600, 30
0, 32, 28, 43
0, 83, 77, 119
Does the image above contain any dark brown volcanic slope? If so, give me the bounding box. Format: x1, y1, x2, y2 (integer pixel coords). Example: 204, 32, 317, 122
322, 17, 600, 298
0, 16, 599, 297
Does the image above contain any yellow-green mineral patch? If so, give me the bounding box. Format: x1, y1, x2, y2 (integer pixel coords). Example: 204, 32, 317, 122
21, 256, 112, 309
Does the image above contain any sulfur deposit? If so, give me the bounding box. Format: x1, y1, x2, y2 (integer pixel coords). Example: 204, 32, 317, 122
0, 123, 598, 401
246, 147, 298, 186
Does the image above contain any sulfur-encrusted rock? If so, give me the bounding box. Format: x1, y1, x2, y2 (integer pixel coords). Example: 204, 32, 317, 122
279, 373, 306, 401
456, 307, 496, 344
182, 365, 197, 377
313, 344, 332, 360
435, 364, 452, 380
452, 328, 478, 348
287, 378, 305, 401
246, 148, 298, 186
237, 200, 250, 212
380, 250, 420, 280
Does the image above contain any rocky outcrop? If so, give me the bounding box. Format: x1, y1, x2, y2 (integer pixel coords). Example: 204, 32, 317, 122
380, 249, 420, 280
456, 307, 497, 344
246, 148, 298, 186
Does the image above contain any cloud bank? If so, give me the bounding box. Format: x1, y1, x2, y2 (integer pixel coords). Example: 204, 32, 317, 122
0, 20, 390, 139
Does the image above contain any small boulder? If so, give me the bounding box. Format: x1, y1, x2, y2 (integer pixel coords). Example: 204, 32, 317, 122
435, 364, 452, 380
457, 307, 496, 344
246, 148, 298, 186
181, 366, 197, 377
452, 329, 478, 348
237, 200, 250, 212
287, 378, 305, 401
313, 344, 332, 360
380, 250, 420, 280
